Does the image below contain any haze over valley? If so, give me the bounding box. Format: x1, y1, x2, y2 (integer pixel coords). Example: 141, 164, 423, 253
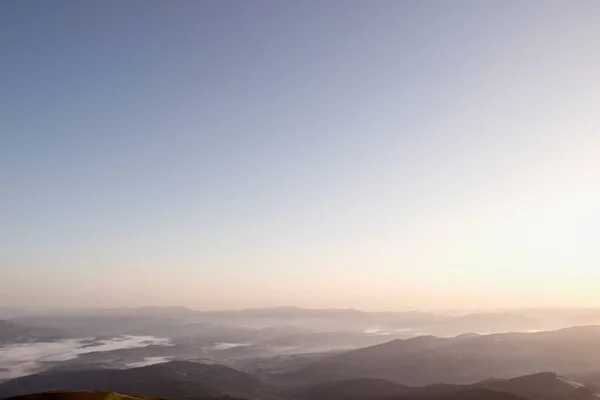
4, 307, 600, 386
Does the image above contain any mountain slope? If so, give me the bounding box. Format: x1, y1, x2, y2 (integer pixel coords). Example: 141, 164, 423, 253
3, 373, 596, 400
289, 372, 599, 400
0, 362, 270, 400
292, 385, 526, 400
279, 326, 600, 386
479, 372, 600, 400
3, 390, 243, 400
3, 391, 174, 400
0, 320, 63, 344
289, 378, 412, 400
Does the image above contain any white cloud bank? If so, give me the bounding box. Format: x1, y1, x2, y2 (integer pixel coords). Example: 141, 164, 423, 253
0, 335, 171, 381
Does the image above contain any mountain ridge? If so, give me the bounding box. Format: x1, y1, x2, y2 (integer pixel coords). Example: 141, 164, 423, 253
0, 361, 272, 400
289, 372, 600, 400
278, 326, 600, 386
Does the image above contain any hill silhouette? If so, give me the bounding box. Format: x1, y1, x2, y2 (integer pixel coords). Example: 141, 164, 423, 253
289, 372, 599, 400
3, 391, 244, 400
0, 362, 271, 400
279, 326, 600, 386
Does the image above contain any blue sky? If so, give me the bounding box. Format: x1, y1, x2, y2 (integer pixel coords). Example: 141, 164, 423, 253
2, 1, 600, 310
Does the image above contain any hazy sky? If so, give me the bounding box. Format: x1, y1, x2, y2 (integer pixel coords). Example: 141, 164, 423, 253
2, 1, 600, 311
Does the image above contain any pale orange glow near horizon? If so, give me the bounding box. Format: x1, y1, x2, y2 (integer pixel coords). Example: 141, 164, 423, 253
2, 2, 600, 311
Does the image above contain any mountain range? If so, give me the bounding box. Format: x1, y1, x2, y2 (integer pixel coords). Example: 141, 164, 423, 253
0, 362, 272, 400
3, 391, 242, 400
5, 312, 600, 400
2, 369, 599, 400
0, 320, 64, 344
277, 326, 600, 386
289, 372, 600, 400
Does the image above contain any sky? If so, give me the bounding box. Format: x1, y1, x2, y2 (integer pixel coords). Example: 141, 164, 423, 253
1, 1, 600, 311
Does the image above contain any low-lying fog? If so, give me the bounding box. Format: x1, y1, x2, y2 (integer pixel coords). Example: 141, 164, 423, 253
3, 307, 596, 384
0, 336, 172, 381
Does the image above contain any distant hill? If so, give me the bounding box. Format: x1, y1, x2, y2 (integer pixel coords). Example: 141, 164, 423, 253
193, 308, 450, 331
11, 307, 579, 340
0, 320, 64, 344
3, 391, 244, 400
279, 326, 600, 386
2, 371, 597, 400
289, 381, 526, 400
4, 391, 174, 400
0, 362, 272, 400
289, 372, 599, 400
479, 372, 599, 400
288, 378, 412, 400
5, 374, 594, 400
423, 312, 543, 336
567, 372, 600, 392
